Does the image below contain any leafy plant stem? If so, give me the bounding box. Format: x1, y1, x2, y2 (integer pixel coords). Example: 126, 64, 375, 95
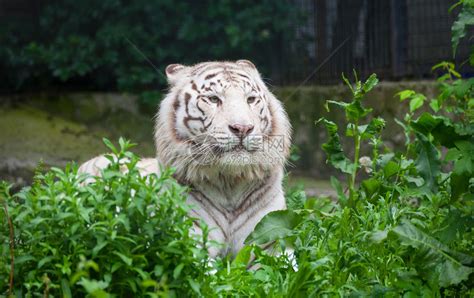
2, 199, 14, 296
349, 120, 361, 206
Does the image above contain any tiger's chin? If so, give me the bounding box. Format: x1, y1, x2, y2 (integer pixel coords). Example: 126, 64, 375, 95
177, 147, 274, 181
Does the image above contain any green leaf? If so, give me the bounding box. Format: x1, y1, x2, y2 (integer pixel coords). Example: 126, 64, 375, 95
286, 189, 306, 210
451, 4, 474, 55
14, 255, 36, 265
245, 210, 303, 245
187, 278, 201, 295
38, 256, 54, 269
141, 279, 158, 288
371, 230, 388, 243
61, 278, 72, 298
360, 117, 385, 140
317, 118, 354, 174
383, 161, 400, 178
452, 140, 474, 175
414, 133, 441, 191
173, 263, 184, 279
330, 176, 348, 205
345, 100, 372, 121
102, 138, 118, 154
429, 99, 440, 112
326, 100, 348, 110
92, 240, 108, 257
411, 113, 464, 147
391, 220, 473, 287
113, 251, 133, 266
78, 278, 110, 294
362, 178, 381, 200
451, 172, 472, 199
436, 209, 473, 244
362, 73, 379, 93
232, 245, 252, 266
396, 89, 416, 101
409, 94, 426, 113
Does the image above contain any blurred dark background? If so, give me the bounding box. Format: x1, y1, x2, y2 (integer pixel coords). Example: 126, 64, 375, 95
1, 0, 471, 95
0, 0, 472, 192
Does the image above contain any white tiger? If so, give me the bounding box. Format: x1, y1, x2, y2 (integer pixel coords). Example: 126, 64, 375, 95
79, 60, 292, 257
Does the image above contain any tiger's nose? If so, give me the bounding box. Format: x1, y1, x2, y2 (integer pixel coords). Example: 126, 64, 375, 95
228, 124, 254, 138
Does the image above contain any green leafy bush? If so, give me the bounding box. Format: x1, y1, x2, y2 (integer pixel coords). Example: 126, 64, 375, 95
0, 139, 211, 296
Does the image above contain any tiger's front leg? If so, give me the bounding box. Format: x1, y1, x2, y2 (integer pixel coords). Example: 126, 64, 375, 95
78, 155, 159, 182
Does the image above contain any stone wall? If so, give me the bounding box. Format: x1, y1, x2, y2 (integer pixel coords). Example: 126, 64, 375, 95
0, 81, 439, 188
0, 93, 155, 189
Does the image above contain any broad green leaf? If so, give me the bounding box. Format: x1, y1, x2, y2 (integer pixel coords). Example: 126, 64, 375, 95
232, 245, 252, 266
452, 140, 474, 175
245, 210, 303, 245
429, 99, 440, 112
411, 113, 463, 147
345, 100, 372, 121
397, 89, 416, 101
391, 220, 473, 287
362, 178, 381, 200
414, 133, 441, 191
436, 209, 473, 244
451, 172, 472, 199
409, 94, 426, 113
371, 230, 388, 243
384, 161, 400, 178
451, 4, 474, 55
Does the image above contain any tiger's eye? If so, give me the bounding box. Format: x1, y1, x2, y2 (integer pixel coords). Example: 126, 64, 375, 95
247, 96, 256, 104
209, 96, 220, 104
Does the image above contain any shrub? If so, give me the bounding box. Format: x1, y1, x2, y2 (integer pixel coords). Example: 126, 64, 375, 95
0, 139, 211, 296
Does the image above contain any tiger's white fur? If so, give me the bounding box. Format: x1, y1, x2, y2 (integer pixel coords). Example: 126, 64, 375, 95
79, 60, 291, 257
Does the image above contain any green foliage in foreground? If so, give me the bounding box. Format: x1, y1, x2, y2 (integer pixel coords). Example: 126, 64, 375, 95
0, 140, 212, 297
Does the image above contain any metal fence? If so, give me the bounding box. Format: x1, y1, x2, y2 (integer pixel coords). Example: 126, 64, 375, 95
279, 0, 473, 85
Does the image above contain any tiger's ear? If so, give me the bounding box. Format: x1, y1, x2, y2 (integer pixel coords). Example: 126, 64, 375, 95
165, 64, 187, 84
236, 59, 256, 69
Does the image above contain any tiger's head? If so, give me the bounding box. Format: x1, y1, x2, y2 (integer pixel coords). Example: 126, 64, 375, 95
155, 60, 291, 182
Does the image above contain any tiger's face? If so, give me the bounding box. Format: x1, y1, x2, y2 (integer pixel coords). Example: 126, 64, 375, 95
155, 60, 291, 180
